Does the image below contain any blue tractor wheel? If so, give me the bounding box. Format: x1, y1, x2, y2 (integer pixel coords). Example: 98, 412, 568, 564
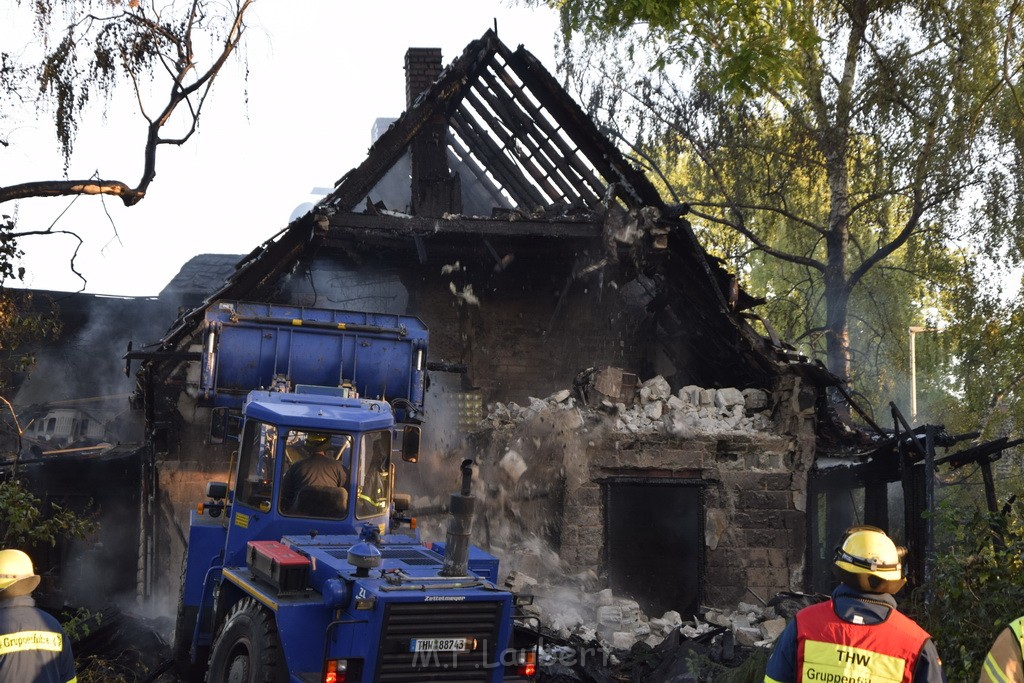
207, 597, 287, 683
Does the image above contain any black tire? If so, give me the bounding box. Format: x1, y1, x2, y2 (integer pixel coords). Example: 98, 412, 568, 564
173, 603, 207, 682
173, 551, 208, 683
207, 597, 288, 683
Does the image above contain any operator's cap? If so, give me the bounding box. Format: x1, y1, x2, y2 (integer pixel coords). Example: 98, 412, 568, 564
0, 549, 41, 598
306, 432, 330, 449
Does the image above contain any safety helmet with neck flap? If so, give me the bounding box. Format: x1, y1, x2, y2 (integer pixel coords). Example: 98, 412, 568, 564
832, 525, 907, 595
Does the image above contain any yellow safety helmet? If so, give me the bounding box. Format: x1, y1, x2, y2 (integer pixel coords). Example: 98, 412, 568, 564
306, 433, 330, 449
0, 549, 41, 598
832, 525, 907, 595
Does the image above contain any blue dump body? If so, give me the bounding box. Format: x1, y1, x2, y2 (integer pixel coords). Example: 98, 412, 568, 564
199, 301, 429, 419
175, 301, 534, 683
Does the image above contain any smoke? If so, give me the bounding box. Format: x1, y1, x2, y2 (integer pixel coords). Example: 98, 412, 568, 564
414, 390, 648, 640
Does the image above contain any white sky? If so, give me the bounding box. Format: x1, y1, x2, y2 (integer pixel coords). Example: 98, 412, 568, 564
1, 1, 563, 297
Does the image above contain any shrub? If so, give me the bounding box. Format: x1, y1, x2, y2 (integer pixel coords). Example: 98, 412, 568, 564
909, 497, 1024, 680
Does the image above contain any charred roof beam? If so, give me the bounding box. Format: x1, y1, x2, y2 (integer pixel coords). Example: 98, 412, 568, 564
324, 212, 602, 238
481, 60, 606, 203
446, 133, 511, 208
466, 80, 595, 207
450, 110, 545, 209
499, 43, 664, 210
456, 98, 564, 206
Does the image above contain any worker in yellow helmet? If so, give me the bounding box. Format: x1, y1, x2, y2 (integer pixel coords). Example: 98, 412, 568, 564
280, 431, 347, 514
0, 549, 77, 683
764, 526, 946, 682
979, 615, 1024, 682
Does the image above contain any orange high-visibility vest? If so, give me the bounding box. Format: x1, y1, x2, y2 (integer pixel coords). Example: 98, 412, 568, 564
795, 599, 930, 683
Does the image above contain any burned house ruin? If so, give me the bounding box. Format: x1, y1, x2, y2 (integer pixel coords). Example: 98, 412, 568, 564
121, 29, 826, 616
2, 29, 986, 632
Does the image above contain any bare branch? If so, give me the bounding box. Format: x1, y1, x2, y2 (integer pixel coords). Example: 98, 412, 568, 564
687, 204, 826, 271
0, 180, 143, 206
2, 0, 255, 208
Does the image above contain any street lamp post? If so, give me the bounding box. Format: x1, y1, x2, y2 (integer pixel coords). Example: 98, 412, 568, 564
909, 325, 943, 423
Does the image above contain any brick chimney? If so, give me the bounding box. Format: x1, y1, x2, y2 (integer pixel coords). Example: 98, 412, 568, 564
404, 47, 461, 217
405, 48, 443, 107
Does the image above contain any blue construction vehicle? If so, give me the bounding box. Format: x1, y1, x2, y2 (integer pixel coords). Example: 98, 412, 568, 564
172, 301, 537, 683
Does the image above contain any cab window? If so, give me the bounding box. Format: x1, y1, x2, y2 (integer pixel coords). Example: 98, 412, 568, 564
356, 431, 392, 519
236, 421, 277, 511
279, 430, 353, 518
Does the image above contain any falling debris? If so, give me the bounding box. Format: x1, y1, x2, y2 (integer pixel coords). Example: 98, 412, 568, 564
448, 281, 480, 306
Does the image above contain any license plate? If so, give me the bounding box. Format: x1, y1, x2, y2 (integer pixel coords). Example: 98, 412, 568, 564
409, 637, 469, 653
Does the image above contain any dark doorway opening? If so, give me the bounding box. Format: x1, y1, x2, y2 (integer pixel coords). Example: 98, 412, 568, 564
603, 477, 704, 617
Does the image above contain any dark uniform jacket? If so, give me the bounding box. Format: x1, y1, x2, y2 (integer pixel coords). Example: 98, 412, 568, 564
0, 596, 76, 683
280, 452, 347, 509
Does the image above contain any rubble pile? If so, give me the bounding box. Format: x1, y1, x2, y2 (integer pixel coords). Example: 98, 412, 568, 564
482, 374, 774, 437
507, 571, 791, 656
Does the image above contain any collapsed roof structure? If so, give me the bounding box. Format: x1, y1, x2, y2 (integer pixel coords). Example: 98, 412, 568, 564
141, 29, 810, 399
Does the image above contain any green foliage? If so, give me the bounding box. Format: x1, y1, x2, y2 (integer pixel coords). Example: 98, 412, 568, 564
0, 291, 63, 397
909, 498, 1024, 680
60, 607, 101, 641
0, 479, 97, 548
58, 608, 142, 683
685, 646, 769, 682
541, 0, 1024, 426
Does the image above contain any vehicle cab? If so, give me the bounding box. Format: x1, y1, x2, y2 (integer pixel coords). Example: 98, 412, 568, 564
217, 389, 417, 568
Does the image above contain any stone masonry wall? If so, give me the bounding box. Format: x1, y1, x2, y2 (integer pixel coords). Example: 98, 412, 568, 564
561, 432, 800, 606
555, 373, 819, 607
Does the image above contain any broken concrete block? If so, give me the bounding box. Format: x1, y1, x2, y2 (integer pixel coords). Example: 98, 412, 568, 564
640, 375, 672, 404
715, 387, 745, 410
665, 410, 698, 438
730, 613, 752, 630
743, 388, 769, 411
679, 385, 701, 404
611, 631, 635, 650
499, 449, 528, 484
666, 395, 687, 411
574, 625, 598, 643
759, 617, 788, 642
597, 605, 621, 626
528, 396, 548, 413
644, 401, 664, 420
699, 388, 716, 406
703, 610, 731, 628
737, 602, 763, 617
645, 634, 665, 648
648, 617, 670, 636
681, 624, 703, 639
597, 588, 614, 606
504, 571, 538, 594
593, 367, 638, 406
705, 509, 729, 551
661, 610, 683, 628
549, 389, 571, 403
618, 598, 641, 612
735, 626, 763, 647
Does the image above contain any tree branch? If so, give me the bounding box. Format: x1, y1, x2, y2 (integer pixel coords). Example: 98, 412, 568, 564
0, 180, 143, 206
687, 204, 826, 271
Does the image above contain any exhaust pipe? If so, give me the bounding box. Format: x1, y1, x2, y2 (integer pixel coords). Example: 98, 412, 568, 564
439, 459, 476, 577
